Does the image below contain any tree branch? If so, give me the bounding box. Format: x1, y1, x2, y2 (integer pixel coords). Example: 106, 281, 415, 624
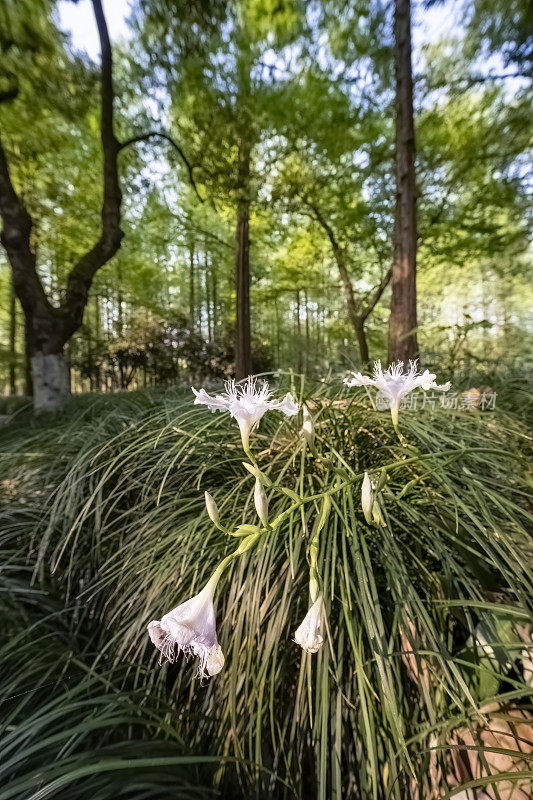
0, 137, 52, 320
422, 71, 532, 91
62, 0, 123, 338
304, 199, 363, 332
119, 130, 204, 202
360, 267, 392, 322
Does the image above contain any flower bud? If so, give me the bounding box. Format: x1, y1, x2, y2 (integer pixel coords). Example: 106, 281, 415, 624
204, 491, 220, 526
242, 461, 259, 477
361, 472, 374, 524
302, 405, 315, 448
254, 477, 269, 526
372, 497, 386, 527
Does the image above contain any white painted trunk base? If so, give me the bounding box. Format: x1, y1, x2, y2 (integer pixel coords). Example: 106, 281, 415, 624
32, 352, 70, 413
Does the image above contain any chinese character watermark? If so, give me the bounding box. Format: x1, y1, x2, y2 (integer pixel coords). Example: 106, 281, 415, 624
375, 388, 497, 412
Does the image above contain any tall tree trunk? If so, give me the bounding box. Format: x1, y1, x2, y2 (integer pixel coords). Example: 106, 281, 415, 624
388, 0, 419, 365
274, 296, 281, 366
93, 296, 102, 391
8, 281, 16, 394
189, 240, 195, 332
211, 256, 218, 339
205, 248, 212, 340
304, 288, 310, 373
295, 289, 302, 373
354, 319, 370, 364
23, 317, 32, 397
234, 138, 251, 380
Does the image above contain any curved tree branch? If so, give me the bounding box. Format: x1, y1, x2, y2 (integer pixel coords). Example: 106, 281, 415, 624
0, 138, 51, 320
62, 0, 123, 338
120, 130, 204, 202
360, 267, 392, 323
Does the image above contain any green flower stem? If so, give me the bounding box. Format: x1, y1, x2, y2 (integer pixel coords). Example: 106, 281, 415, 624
210, 533, 262, 586
243, 443, 256, 464
270, 447, 520, 530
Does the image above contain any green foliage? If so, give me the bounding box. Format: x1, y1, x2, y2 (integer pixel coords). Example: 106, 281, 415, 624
466, 0, 533, 71
1, 0, 531, 390
1, 377, 532, 798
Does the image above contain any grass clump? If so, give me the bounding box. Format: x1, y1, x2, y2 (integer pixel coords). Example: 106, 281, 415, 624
1, 376, 532, 799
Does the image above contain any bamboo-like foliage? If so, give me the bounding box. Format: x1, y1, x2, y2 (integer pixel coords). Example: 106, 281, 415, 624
1, 380, 532, 799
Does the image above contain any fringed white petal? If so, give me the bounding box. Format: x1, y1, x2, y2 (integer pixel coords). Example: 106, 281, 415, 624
192, 387, 231, 413
147, 579, 224, 679
344, 372, 374, 387
345, 360, 451, 409
192, 377, 299, 450
272, 392, 300, 416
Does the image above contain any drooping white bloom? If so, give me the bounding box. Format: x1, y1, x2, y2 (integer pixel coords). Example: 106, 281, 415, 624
294, 594, 326, 654
192, 377, 299, 453
147, 574, 224, 679
345, 360, 450, 427
254, 477, 269, 526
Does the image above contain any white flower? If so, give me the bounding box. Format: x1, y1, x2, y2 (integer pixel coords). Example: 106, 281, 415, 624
254, 477, 269, 526
147, 574, 224, 679
294, 594, 326, 654
192, 377, 299, 453
345, 360, 450, 427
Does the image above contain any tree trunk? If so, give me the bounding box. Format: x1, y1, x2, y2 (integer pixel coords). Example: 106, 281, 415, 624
295, 290, 302, 373
388, 0, 419, 365
189, 240, 195, 332
234, 138, 252, 380
205, 248, 212, 340
8, 281, 16, 394
23, 317, 33, 397
0, 0, 124, 413
304, 288, 310, 373
211, 255, 218, 340
354, 318, 370, 364
31, 351, 69, 412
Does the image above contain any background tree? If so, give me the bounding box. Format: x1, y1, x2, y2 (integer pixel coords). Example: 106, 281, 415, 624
135, 0, 305, 378
0, 0, 128, 410
388, 0, 419, 364
0, 0, 531, 399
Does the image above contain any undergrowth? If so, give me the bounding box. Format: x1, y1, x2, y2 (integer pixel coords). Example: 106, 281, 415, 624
0, 376, 532, 799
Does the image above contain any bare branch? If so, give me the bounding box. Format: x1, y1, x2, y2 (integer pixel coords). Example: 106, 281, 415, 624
120, 130, 204, 202
360, 267, 392, 322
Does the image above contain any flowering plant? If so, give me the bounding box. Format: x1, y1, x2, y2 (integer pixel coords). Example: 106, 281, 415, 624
148, 366, 452, 680
345, 360, 450, 430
